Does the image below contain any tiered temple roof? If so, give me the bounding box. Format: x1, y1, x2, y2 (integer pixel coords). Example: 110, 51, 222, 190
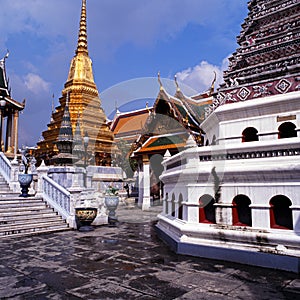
36, 0, 115, 166
205, 0, 300, 117
132, 74, 213, 156
0, 52, 24, 113
110, 106, 153, 144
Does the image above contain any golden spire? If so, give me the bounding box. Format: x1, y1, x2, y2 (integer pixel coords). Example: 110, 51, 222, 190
66, 0, 95, 86
76, 0, 88, 55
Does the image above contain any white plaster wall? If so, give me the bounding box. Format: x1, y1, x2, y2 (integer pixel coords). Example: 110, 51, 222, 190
158, 92, 300, 262
202, 92, 300, 145
292, 209, 300, 232
218, 114, 299, 145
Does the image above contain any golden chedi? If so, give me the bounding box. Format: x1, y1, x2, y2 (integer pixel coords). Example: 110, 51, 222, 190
36, 0, 115, 166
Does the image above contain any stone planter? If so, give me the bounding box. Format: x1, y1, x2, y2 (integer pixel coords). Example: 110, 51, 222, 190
18, 174, 33, 197
125, 197, 136, 208
75, 207, 97, 232
105, 196, 119, 224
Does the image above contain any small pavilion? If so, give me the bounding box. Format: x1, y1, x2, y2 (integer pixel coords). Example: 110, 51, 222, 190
0, 52, 25, 157
131, 74, 214, 209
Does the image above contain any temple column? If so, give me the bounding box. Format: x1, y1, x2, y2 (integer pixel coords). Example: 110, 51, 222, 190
142, 155, 151, 211
5, 112, 12, 153
13, 110, 19, 156
0, 110, 3, 152
138, 160, 143, 207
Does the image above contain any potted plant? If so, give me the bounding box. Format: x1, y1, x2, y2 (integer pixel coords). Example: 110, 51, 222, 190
104, 185, 119, 224
75, 207, 98, 232
75, 192, 98, 232
18, 149, 33, 197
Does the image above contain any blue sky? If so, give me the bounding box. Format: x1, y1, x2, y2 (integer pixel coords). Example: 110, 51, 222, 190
0, 0, 248, 146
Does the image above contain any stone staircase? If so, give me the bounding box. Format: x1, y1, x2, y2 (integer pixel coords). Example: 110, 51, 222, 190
0, 174, 12, 195
0, 173, 70, 238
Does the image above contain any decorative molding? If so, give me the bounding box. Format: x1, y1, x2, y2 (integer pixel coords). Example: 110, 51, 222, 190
275, 78, 292, 93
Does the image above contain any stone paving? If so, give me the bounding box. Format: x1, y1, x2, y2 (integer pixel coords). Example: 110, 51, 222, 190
0, 203, 299, 299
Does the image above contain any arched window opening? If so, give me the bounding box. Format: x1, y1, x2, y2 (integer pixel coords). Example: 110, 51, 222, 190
205, 139, 209, 146
270, 195, 293, 230
211, 135, 216, 145
232, 195, 252, 226
165, 193, 169, 214
278, 122, 297, 139
178, 194, 183, 220
242, 127, 258, 142
171, 194, 176, 217
199, 194, 216, 224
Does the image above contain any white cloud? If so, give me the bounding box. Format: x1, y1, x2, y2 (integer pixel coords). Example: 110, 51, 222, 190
176, 57, 229, 94
0, 0, 247, 58
24, 73, 50, 95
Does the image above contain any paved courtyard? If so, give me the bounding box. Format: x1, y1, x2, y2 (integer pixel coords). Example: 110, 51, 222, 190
0, 203, 299, 299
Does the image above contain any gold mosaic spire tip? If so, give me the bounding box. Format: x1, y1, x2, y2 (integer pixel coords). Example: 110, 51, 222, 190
76, 0, 88, 54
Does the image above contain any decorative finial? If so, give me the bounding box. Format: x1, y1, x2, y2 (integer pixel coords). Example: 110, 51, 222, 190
210, 71, 217, 95
163, 150, 171, 160
158, 71, 163, 90
4, 50, 9, 60
146, 101, 151, 115
174, 74, 180, 91
185, 135, 197, 148
0, 50, 9, 74
76, 0, 88, 54
51, 93, 55, 113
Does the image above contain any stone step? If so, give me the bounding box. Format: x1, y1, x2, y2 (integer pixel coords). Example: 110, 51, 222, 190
0, 189, 11, 194
0, 219, 68, 233
0, 193, 23, 199
0, 195, 42, 200
0, 226, 71, 239
0, 172, 71, 238
0, 192, 34, 198
0, 199, 46, 208
0, 197, 41, 203
0, 212, 61, 224
0, 183, 9, 187
0, 206, 54, 217
0, 223, 70, 238
0, 189, 15, 193
0, 173, 13, 194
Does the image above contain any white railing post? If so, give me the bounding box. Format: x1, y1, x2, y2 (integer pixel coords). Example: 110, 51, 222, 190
9, 156, 20, 193
67, 190, 80, 229
36, 160, 49, 197
67, 169, 82, 229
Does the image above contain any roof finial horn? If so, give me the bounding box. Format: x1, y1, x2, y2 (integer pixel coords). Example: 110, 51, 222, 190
158, 71, 163, 90
210, 71, 217, 95
4, 50, 9, 60
174, 74, 180, 91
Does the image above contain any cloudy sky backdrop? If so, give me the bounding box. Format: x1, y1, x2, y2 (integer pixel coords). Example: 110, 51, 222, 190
0, 0, 248, 146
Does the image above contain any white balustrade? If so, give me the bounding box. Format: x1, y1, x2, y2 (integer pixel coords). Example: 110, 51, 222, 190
0, 152, 12, 182
42, 175, 71, 220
